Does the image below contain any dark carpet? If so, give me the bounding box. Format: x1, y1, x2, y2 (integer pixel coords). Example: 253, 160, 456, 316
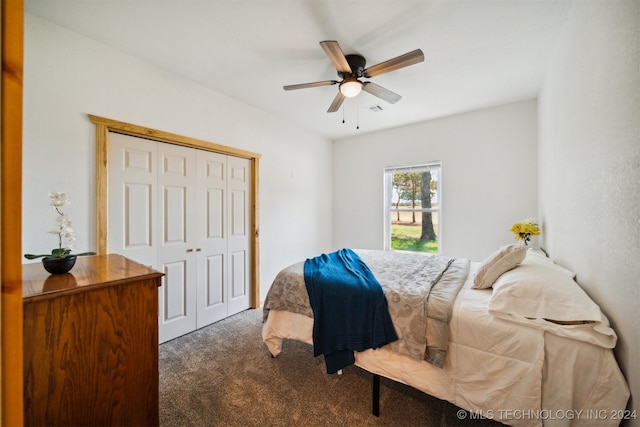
159, 309, 505, 427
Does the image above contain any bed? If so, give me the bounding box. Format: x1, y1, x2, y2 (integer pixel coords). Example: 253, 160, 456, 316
262, 247, 630, 427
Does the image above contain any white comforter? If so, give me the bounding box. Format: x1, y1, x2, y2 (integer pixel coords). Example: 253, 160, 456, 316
263, 262, 630, 427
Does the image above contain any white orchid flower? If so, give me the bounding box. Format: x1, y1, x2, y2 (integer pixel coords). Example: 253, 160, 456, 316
24, 192, 95, 260
49, 192, 71, 207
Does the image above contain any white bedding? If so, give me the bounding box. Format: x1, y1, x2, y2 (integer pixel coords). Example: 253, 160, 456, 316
263, 261, 630, 427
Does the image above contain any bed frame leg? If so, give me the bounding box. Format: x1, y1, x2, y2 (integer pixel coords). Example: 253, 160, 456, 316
372, 373, 380, 417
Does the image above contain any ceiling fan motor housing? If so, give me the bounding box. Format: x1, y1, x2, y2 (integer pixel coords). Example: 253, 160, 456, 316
339, 54, 366, 78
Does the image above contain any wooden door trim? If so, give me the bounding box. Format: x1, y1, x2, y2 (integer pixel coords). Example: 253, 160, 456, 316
89, 114, 261, 308
1, 0, 24, 424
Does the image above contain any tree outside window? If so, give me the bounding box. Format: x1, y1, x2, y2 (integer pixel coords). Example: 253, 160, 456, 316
384, 163, 441, 253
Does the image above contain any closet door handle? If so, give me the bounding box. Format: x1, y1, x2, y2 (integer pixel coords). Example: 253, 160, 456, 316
196, 248, 202, 252
186, 248, 194, 253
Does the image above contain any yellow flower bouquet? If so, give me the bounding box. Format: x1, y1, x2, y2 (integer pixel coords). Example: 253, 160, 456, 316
510, 220, 540, 246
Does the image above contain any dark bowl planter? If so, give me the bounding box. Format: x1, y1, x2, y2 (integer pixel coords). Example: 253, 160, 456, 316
42, 255, 77, 274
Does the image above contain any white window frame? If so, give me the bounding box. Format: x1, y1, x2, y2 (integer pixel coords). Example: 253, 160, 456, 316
383, 162, 442, 253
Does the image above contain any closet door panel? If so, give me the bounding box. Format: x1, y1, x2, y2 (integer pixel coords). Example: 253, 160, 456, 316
157, 143, 198, 343
205, 254, 224, 307
125, 184, 152, 247
230, 190, 247, 236
163, 186, 187, 244
108, 133, 157, 269
206, 188, 224, 238
196, 151, 228, 326
162, 260, 188, 320
226, 156, 251, 315
230, 250, 247, 299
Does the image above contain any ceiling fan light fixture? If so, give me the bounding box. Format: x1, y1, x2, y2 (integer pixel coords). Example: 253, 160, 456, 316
339, 78, 363, 98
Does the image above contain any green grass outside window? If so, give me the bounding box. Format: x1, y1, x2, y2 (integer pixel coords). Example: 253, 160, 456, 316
391, 224, 438, 253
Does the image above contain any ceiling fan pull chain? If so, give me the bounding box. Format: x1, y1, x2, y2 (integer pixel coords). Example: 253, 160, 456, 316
356, 98, 360, 130
342, 104, 345, 124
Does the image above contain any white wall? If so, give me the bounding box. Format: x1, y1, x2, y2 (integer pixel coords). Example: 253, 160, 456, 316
332, 100, 538, 262
23, 14, 334, 301
539, 0, 639, 422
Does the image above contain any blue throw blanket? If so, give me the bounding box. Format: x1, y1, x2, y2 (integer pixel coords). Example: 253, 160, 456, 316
304, 248, 398, 374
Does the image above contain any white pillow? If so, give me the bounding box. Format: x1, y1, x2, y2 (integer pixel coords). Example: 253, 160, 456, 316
488, 263, 601, 322
473, 244, 527, 289
521, 250, 576, 278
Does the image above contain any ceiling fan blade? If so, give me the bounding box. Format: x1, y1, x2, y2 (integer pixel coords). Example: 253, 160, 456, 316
327, 91, 346, 113
320, 40, 352, 73
363, 49, 424, 78
362, 82, 402, 104
283, 80, 338, 91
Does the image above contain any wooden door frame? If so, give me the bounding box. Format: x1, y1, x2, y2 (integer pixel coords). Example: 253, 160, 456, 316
89, 115, 261, 308
1, 0, 24, 424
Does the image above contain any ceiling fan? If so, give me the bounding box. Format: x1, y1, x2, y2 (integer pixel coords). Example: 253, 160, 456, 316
283, 40, 424, 113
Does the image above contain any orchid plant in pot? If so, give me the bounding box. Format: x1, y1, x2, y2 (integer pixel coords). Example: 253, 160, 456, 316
24, 192, 95, 274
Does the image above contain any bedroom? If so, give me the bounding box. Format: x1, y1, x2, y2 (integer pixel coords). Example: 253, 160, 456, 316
1, 0, 638, 425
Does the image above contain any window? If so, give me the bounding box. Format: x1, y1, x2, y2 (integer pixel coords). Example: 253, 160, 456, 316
384, 162, 441, 253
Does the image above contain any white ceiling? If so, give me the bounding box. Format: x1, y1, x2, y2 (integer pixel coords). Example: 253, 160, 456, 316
24, 0, 573, 140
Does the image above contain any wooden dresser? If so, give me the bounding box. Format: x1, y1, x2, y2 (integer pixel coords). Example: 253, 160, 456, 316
22, 254, 163, 426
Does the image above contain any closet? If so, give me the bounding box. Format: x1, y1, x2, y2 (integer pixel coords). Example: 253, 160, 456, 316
107, 131, 252, 343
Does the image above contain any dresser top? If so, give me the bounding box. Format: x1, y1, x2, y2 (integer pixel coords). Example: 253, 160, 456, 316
23, 254, 163, 302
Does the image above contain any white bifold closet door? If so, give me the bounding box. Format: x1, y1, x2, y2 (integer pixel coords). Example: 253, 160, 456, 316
108, 132, 251, 343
